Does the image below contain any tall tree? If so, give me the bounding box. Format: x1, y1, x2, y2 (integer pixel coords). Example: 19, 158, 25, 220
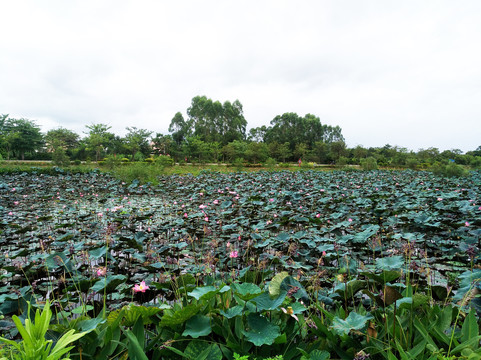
182, 96, 247, 145
248, 125, 268, 142
123, 127, 153, 160
45, 127, 80, 154
0, 117, 44, 160
264, 113, 344, 154
168, 112, 191, 145
83, 124, 115, 161
151, 133, 175, 156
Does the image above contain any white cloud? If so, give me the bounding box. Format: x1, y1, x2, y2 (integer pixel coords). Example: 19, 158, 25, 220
1, 0, 480, 151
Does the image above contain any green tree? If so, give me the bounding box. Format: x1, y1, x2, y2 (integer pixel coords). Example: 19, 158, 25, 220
248, 125, 268, 142
312, 141, 330, 164
417, 147, 440, 164
0, 116, 44, 160
169, 112, 191, 145
352, 145, 367, 162
123, 127, 153, 160
45, 127, 79, 155
183, 96, 247, 145
329, 141, 347, 162
209, 141, 222, 163
183, 136, 210, 162
264, 112, 344, 153
294, 142, 309, 160
151, 133, 175, 156
83, 124, 115, 161
245, 142, 268, 163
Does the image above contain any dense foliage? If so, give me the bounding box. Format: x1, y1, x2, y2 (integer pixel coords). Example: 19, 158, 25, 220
3, 101, 481, 167
1, 169, 481, 358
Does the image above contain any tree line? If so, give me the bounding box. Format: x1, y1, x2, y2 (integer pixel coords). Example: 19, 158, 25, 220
1, 96, 481, 168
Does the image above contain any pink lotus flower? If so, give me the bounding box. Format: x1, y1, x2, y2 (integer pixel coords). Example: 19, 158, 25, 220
316, 214, 321, 218
184, 213, 188, 218
465, 222, 470, 227
96, 267, 107, 277
133, 281, 149, 293
348, 218, 353, 222
229, 251, 238, 258
204, 216, 209, 222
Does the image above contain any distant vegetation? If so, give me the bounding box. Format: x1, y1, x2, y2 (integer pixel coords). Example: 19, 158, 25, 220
1, 96, 481, 170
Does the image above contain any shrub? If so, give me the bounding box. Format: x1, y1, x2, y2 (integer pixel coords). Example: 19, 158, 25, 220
52, 149, 71, 167
301, 161, 315, 169
232, 158, 245, 171
406, 157, 419, 170
156, 155, 174, 167
336, 156, 349, 166
431, 162, 469, 177
264, 157, 277, 169
102, 155, 121, 169
144, 157, 155, 163
133, 151, 145, 162
360, 157, 378, 170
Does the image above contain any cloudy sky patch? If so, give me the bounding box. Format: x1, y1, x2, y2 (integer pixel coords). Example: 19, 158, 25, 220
1, 1, 480, 152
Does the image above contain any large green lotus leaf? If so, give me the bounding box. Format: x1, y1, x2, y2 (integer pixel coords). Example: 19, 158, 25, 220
184, 340, 222, 360
332, 311, 373, 336
453, 269, 481, 302
290, 301, 307, 314
382, 286, 403, 306
375, 256, 404, 271
280, 276, 309, 302
276, 232, 290, 241
122, 305, 163, 326
458, 269, 481, 289
252, 291, 286, 311
220, 305, 244, 319
161, 304, 200, 327
361, 270, 401, 284
45, 252, 72, 271
352, 225, 380, 243
335, 280, 367, 298
89, 245, 108, 259
182, 314, 212, 338
188, 286, 218, 300
231, 283, 262, 300
221, 200, 232, 208
90, 274, 126, 293
175, 273, 197, 291
269, 271, 289, 297
302, 349, 331, 360
242, 313, 281, 346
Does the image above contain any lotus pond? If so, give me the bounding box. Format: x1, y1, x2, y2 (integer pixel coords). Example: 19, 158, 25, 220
1, 169, 481, 359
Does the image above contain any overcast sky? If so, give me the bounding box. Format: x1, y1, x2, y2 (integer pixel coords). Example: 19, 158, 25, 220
1, 1, 480, 152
